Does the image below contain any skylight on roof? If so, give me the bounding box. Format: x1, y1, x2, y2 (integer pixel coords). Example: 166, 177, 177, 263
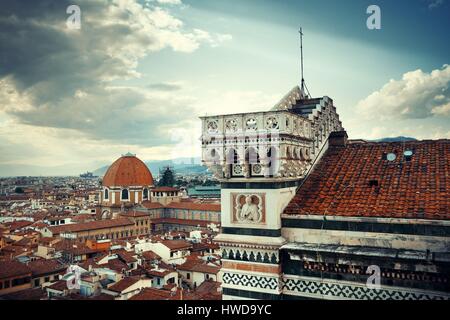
403, 150, 413, 161
386, 153, 396, 161
404, 150, 413, 157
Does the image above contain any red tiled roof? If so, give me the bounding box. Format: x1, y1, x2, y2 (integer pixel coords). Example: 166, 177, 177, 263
150, 218, 211, 228
105, 258, 130, 273
152, 187, 179, 192
145, 266, 175, 277
47, 280, 68, 291
140, 250, 161, 261
284, 140, 450, 219
120, 211, 151, 218
0, 260, 31, 279
48, 218, 134, 235
184, 280, 222, 300
113, 249, 138, 264
141, 201, 164, 209
7, 220, 33, 232
141, 201, 220, 212
165, 202, 221, 212
107, 277, 140, 293
129, 288, 180, 300
102, 155, 154, 187
1, 288, 47, 300
177, 259, 220, 274
27, 259, 66, 277
160, 239, 193, 251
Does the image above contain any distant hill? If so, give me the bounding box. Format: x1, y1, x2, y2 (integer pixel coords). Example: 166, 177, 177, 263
373, 136, 417, 143
93, 157, 209, 177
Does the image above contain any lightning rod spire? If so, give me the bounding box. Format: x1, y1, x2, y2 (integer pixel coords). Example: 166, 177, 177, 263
299, 27, 311, 98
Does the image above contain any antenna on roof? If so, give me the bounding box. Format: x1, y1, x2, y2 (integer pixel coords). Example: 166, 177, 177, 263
299, 27, 311, 98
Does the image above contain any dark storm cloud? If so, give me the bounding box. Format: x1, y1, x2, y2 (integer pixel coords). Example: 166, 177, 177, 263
0, 0, 206, 146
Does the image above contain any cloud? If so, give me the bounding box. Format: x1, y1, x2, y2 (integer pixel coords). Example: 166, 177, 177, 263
431, 102, 450, 116
7, 85, 196, 145
147, 82, 183, 91
427, 0, 445, 9
356, 64, 450, 120
0, 0, 232, 149
148, 0, 183, 5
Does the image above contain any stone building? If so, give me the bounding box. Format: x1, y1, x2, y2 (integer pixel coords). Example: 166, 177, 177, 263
200, 85, 450, 300
97, 153, 221, 233
43, 218, 138, 242
99, 153, 154, 218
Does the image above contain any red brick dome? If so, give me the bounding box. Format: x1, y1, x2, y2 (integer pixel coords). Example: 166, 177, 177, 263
102, 153, 154, 187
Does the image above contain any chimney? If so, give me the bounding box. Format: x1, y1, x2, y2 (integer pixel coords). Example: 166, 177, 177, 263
328, 131, 348, 147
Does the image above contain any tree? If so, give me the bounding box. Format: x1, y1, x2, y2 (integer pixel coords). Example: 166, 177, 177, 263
158, 166, 175, 187
14, 187, 24, 194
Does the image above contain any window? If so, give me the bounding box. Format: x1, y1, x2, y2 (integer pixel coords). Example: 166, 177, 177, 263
12, 277, 29, 287
121, 189, 129, 201
104, 188, 109, 200
4, 280, 10, 288
143, 188, 148, 200
186, 273, 190, 280
44, 277, 50, 283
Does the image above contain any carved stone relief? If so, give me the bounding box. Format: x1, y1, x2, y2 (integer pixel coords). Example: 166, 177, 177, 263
232, 193, 266, 225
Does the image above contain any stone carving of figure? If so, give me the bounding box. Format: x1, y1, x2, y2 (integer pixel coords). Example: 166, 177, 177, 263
238, 195, 260, 223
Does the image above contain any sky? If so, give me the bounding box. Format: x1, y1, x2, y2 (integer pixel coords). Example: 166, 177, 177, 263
0, 0, 449, 176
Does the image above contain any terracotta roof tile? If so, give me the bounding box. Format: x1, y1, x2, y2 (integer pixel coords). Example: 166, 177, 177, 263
107, 277, 140, 293
102, 155, 154, 187
177, 259, 220, 274
160, 239, 193, 251
151, 187, 179, 192
0, 260, 31, 279
150, 218, 211, 228
142, 201, 220, 212
165, 202, 221, 212
27, 259, 66, 277
284, 140, 450, 219
141, 201, 165, 209
48, 218, 134, 235
129, 287, 181, 300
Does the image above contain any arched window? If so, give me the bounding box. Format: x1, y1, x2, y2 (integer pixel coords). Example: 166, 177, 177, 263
267, 147, 278, 177
300, 148, 306, 161
226, 148, 239, 165
143, 188, 148, 200
210, 149, 220, 165
121, 189, 129, 201
104, 188, 109, 200
286, 146, 292, 160
245, 147, 260, 165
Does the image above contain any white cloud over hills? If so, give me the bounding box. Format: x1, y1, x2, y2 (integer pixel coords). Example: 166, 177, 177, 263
0, 0, 231, 173
356, 64, 450, 120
